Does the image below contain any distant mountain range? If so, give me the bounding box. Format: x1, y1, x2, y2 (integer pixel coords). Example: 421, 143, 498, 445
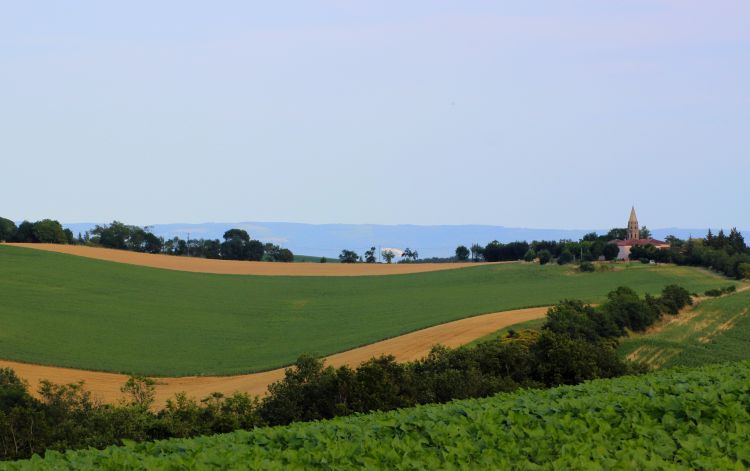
60, 222, 749, 259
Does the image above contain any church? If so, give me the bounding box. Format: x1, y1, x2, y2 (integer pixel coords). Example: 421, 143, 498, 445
611, 207, 670, 260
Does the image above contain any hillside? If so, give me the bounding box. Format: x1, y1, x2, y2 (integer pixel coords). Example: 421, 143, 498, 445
7, 360, 750, 469
0, 245, 729, 376
620, 289, 750, 368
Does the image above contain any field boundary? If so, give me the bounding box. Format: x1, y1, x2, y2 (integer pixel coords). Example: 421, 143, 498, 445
0, 306, 549, 408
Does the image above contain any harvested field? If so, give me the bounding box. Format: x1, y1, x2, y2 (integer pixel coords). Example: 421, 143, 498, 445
4, 243, 479, 276
0, 307, 548, 408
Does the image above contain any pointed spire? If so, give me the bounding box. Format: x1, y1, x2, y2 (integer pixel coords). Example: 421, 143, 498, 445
629, 206, 638, 223
627, 206, 640, 241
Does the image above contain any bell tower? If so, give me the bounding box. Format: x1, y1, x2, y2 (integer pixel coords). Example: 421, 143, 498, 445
627, 207, 640, 240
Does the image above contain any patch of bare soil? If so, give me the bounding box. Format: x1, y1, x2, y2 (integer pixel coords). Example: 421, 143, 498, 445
3, 243, 492, 276
0, 307, 548, 408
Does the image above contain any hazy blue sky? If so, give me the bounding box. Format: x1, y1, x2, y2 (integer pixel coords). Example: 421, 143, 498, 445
2, 1, 748, 229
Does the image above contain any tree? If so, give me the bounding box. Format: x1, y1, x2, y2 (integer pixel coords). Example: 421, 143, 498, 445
12, 221, 36, 242
543, 300, 613, 342
706, 229, 715, 248
665, 235, 683, 248
659, 285, 692, 315
220, 229, 263, 261
470, 244, 483, 262
728, 228, 746, 254
364, 247, 377, 263
602, 243, 620, 261
640, 226, 652, 239
523, 249, 536, 262
246, 240, 264, 261
91, 221, 132, 249
606, 228, 628, 240
338, 250, 359, 263
143, 232, 163, 254
382, 250, 395, 264
263, 244, 294, 262
530, 331, 627, 387
582, 232, 599, 242
482, 241, 503, 262
32, 219, 68, 244
602, 286, 660, 332
589, 241, 605, 260
716, 229, 728, 250
121, 376, 156, 409
482, 241, 529, 262
402, 248, 418, 261
0, 217, 17, 242
276, 248, 294, 263
537, 250, 552, 265
455, 245, 469, 261
557, 250, 574, 265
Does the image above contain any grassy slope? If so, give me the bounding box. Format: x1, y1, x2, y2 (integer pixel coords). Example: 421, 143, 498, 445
619, 289, 750, 369
464, 317, 547, 347
0, 245, 728, 376
293, 254, 339, 263
8, 361, 750, 469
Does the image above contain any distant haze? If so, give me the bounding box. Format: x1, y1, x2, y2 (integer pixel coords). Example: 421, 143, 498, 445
61, 221, 749, 259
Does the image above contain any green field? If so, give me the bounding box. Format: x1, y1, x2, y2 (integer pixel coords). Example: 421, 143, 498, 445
293, 254, 339, 263
9, 360, 750, 469
619, 290, 750, 369
0, 245, 729, 376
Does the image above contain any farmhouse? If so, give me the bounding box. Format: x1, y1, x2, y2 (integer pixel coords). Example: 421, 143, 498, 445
612, 207, 670, 260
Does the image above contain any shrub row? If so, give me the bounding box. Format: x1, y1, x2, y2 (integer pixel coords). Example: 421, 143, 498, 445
7, 360, 750, 469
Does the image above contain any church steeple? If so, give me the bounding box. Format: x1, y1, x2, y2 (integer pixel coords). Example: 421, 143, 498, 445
627, 206, 640, 240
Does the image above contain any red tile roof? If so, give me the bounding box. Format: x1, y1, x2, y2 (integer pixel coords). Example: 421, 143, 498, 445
611, 239, 669, 247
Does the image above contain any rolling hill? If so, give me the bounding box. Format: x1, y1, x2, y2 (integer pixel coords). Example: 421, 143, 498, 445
0, 244, 729, 376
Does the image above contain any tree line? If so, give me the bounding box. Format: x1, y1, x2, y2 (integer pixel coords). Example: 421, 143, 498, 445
629, 228, 749, 279
453, 229, 627, 265
338, 247, 419, 264
0, 284, 696, 460
0, 218, 294, 263
0, 218, 73, 245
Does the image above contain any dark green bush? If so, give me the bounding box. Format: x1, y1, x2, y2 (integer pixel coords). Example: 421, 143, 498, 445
659, 285, 693, 315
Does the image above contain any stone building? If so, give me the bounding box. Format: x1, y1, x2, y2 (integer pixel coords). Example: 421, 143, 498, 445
612, 207, 670, 260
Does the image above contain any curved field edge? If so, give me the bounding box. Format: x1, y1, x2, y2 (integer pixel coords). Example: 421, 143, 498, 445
0, 245, 731, 376
3, 243, 476, 276
0, 307, 549, 407
7, 360, 750, 469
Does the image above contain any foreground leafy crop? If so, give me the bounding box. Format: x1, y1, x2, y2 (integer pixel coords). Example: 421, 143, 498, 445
7, 360, 750, 469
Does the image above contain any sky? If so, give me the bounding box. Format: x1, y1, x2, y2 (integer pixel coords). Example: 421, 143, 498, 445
2, 1, 748, 230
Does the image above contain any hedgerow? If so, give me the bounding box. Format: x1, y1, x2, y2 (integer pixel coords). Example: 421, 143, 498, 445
6, 360, 750, 469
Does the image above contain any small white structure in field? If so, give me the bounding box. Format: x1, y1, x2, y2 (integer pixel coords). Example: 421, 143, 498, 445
381, 248, 404, 261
